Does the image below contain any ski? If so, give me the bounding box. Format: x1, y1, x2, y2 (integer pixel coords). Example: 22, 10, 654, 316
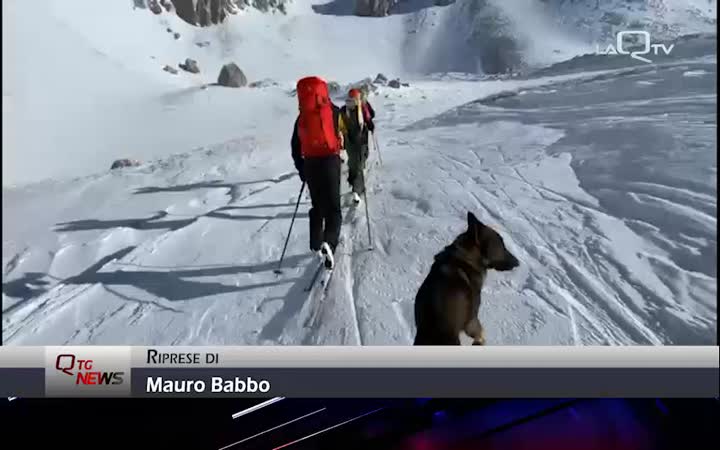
319, 267, 335, 292
304, 263, 335, 293
304, 262, 325, 292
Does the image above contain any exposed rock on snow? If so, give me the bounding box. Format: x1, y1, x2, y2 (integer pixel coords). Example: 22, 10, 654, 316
466, 2, 525, 75
195, 41, 211, 48
148, 0, 163, 14
163, 64, 179, 74
373, 73, 408, 88
217, 63, 247, 87
244, 0, 289, 14
110, 159, 141, 170
179, 58, 200, 73
478, 36, 523, 75
248, 78, 279, 88
170, 0, 236, 26
173, 32, 181, 40
355, 0, 398, 17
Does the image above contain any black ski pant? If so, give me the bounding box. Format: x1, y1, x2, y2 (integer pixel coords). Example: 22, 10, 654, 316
304, 155, 342, 252
347, 141, 369, 195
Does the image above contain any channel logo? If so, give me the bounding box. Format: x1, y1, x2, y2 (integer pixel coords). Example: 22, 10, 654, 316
55, 354, 125, 386
46, 347, 131, 396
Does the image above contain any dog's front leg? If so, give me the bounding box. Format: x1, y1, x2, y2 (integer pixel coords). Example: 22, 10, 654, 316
465, 318, 486, 346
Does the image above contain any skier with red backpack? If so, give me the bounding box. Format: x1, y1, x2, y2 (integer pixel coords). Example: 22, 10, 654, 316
290, 77, 344, 270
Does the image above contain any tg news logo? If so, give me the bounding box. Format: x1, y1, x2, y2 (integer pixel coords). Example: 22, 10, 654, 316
55, 353, 125, 386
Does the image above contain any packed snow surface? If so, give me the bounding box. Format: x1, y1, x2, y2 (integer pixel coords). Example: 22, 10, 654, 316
2, 0, 716, 345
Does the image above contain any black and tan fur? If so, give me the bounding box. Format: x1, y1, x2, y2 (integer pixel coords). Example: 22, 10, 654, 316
413, 212, 520, 345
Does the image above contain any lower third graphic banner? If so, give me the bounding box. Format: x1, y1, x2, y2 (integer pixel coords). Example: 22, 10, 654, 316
0, 346, 717, 398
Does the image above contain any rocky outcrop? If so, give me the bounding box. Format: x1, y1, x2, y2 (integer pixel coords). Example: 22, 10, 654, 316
355, 0, 398, 17
248, 79, 279, 88
476, 35, 522, 74
148, 0, 163, 14
179, 58, 200, 73
244, 0, 289, 14
110, 159, 142, 170
134, 0, 175, 14
217, 63, 247, 87
167, 0, 290, 26
372, 74, 407, 88
170, 0, 231, 26
163, 65, 179, 74
464, 0, 525, 75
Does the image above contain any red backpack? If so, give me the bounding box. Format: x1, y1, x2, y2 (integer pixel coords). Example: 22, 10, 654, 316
296, 77, 340, 158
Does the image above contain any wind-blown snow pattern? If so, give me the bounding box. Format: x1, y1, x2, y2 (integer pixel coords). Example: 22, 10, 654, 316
2, 0, 717, 345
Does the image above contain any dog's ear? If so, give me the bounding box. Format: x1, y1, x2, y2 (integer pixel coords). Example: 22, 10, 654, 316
467, 212, 486, 243
467, 211, 479, 227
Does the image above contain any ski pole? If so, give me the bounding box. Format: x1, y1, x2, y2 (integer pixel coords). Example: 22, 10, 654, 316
363, 184, 373, 251
372, 132, 383, 166
274, 182, 305, 274
364, 192, 373, 250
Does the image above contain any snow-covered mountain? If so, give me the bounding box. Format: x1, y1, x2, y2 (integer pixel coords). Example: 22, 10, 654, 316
538, 0, 716, 38
2, 0, 716, 345
402, 0, 716, 73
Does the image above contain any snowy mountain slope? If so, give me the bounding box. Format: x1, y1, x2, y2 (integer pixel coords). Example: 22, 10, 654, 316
0, 74, 590, 345
2, 0, 407, 186
4, 43, 716, 345
3, 1, 716, 185
2, 1, 717, 345
404, 55, 717, 345
538, 0, 717, 40
400, 0, 717, 74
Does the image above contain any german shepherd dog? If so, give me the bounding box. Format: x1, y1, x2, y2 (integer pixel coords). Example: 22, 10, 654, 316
414, 212, 520, 345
